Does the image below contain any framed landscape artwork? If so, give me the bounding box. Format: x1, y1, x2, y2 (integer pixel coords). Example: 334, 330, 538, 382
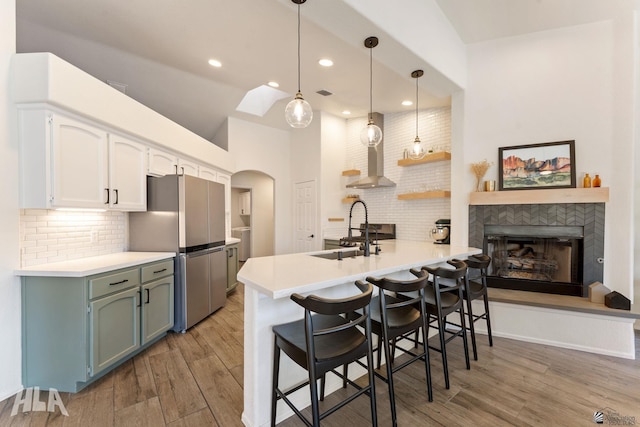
498, 140, 576, 191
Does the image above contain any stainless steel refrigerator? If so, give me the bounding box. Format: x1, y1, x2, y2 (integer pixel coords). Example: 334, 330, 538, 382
129, 174, 226, 332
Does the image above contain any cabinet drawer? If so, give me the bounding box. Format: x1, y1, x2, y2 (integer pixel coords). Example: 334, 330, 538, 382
141, 260, 174, 283
89, 269, 139, 300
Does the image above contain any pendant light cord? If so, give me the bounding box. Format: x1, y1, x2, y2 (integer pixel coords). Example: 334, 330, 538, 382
297, 3, 301, 93
368, 46, 373, 122
415, 74, 419, 138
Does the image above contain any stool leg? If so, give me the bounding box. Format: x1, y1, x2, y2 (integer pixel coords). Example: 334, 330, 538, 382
420, 314, 433, 402
458, 289, 471, 370
271, 337, 281, 427
308, 365, 320, 426
482, 277, 494, 347
435, 312, 450, 389
465, 293, 478, 361
320, 374, 325, 401
383, 336, 398, 426
365, 318, 378, 427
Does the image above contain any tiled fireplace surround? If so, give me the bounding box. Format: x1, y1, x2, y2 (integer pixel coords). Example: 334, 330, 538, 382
468, 202, 605, 295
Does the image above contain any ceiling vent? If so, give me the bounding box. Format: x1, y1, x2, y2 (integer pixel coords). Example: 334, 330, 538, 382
316, 89, 333, 96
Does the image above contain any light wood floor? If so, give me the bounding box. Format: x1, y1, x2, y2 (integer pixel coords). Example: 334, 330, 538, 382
1, 283, 638, 426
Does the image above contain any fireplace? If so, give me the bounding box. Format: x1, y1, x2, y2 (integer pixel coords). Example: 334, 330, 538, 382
483, 225, 584, 296
469, 203, 605, 297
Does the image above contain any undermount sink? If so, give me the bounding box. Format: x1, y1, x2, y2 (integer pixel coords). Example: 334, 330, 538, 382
310, 249, 366, 260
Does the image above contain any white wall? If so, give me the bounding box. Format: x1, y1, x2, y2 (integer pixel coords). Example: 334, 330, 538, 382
227, 117, 292, 254
320, 112, 348, 242
0, 0, 21, 401
458, 20, 636, 298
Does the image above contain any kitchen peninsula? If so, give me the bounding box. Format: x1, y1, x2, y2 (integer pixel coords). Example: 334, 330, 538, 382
238, 240, 481, 426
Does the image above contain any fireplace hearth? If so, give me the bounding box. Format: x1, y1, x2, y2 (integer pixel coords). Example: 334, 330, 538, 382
469, 203, 605, 297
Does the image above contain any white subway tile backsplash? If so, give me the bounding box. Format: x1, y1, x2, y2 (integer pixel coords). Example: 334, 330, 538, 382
342, 107, 451, 242
19, 209, 126, 267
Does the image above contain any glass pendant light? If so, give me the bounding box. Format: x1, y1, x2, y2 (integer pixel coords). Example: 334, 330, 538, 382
409, 69, 426, 160
360, 37, 382, 147
284, 0, 313, 128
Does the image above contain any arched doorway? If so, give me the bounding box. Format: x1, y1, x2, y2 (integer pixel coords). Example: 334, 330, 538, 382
231, 170, 275, 258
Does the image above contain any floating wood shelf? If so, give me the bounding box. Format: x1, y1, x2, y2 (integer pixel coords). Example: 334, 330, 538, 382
341, 169, 361, 176
342, 197, 360, 204
397, 190, 451, 200
469, 187, 609, 205
397, 151, 451, 167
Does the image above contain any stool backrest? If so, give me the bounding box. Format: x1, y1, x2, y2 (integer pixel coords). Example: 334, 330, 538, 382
290, 282, 374, 346
424, 262, 467, 281
465, 254, 491, 270
290, 281, 373, 315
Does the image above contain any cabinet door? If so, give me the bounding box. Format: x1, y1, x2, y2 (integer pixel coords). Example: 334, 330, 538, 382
51, 114, 108, 208
199, 166, 217, 182
109, 134, 147, 211
239, 191, 251, 215
148, 147, 178, 176
177, 158, 199, 177
90, 287, 140, 376
141, 276, 174, 345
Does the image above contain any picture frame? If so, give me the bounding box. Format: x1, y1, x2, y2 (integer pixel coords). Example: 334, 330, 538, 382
498, 140, 576, 191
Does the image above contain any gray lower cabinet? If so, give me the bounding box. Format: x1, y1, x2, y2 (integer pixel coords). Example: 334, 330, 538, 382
226, 243, 239, 293
22, 258, 174, 392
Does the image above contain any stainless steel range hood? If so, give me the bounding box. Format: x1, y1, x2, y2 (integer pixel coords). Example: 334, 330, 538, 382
347, 113, 396, 189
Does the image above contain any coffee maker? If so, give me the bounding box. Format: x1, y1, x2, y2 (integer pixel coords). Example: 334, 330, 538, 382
430, 218, 451, 244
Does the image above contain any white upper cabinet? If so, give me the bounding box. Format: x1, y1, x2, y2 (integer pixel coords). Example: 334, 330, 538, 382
148, 147, 178, 176
19, 109, 147, 211
199, 165, 217, 182
148, 147, 199, 178
177, 158, 198, 177
19, 109, 109, 209
51, 114, 109, 209
239, 191, 251, 215
108, 134, 147, 211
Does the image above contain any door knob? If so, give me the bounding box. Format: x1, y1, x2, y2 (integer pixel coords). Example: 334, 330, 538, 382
308, 234, 314, 238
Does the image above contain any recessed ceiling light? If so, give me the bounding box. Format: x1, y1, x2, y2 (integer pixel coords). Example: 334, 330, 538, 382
268, 81, 279, 88
342, 110, 351, 115
208, 59, 222, 68
402, 100, 413, 106
318, 59, 334, 67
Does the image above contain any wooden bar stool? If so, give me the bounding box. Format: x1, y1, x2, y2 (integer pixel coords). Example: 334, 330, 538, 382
422, 262, 470, 389
456, 254, 493, 360
364, 269, 433, 427
271, 282, 377, 427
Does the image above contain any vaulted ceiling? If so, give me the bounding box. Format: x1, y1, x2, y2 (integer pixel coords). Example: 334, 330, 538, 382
15, 0, 631, 142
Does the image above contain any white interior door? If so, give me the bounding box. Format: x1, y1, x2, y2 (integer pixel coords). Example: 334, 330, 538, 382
294, 180, 317, 253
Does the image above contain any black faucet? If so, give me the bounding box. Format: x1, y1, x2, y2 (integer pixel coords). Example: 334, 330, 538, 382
348, 200, 370, 257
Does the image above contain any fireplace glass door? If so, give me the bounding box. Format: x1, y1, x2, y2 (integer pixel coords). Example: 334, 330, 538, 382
483, 225, 584, 296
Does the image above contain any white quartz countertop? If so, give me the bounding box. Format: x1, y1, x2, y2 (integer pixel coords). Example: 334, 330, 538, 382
15, 252, 176, 277
238, 240, 481, 299
226, 237, 241, 245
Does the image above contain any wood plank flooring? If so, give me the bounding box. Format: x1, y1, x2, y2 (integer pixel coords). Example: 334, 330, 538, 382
1, 283, 638, 426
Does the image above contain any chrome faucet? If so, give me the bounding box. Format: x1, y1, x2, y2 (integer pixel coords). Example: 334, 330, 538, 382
348, 200, 370, 257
